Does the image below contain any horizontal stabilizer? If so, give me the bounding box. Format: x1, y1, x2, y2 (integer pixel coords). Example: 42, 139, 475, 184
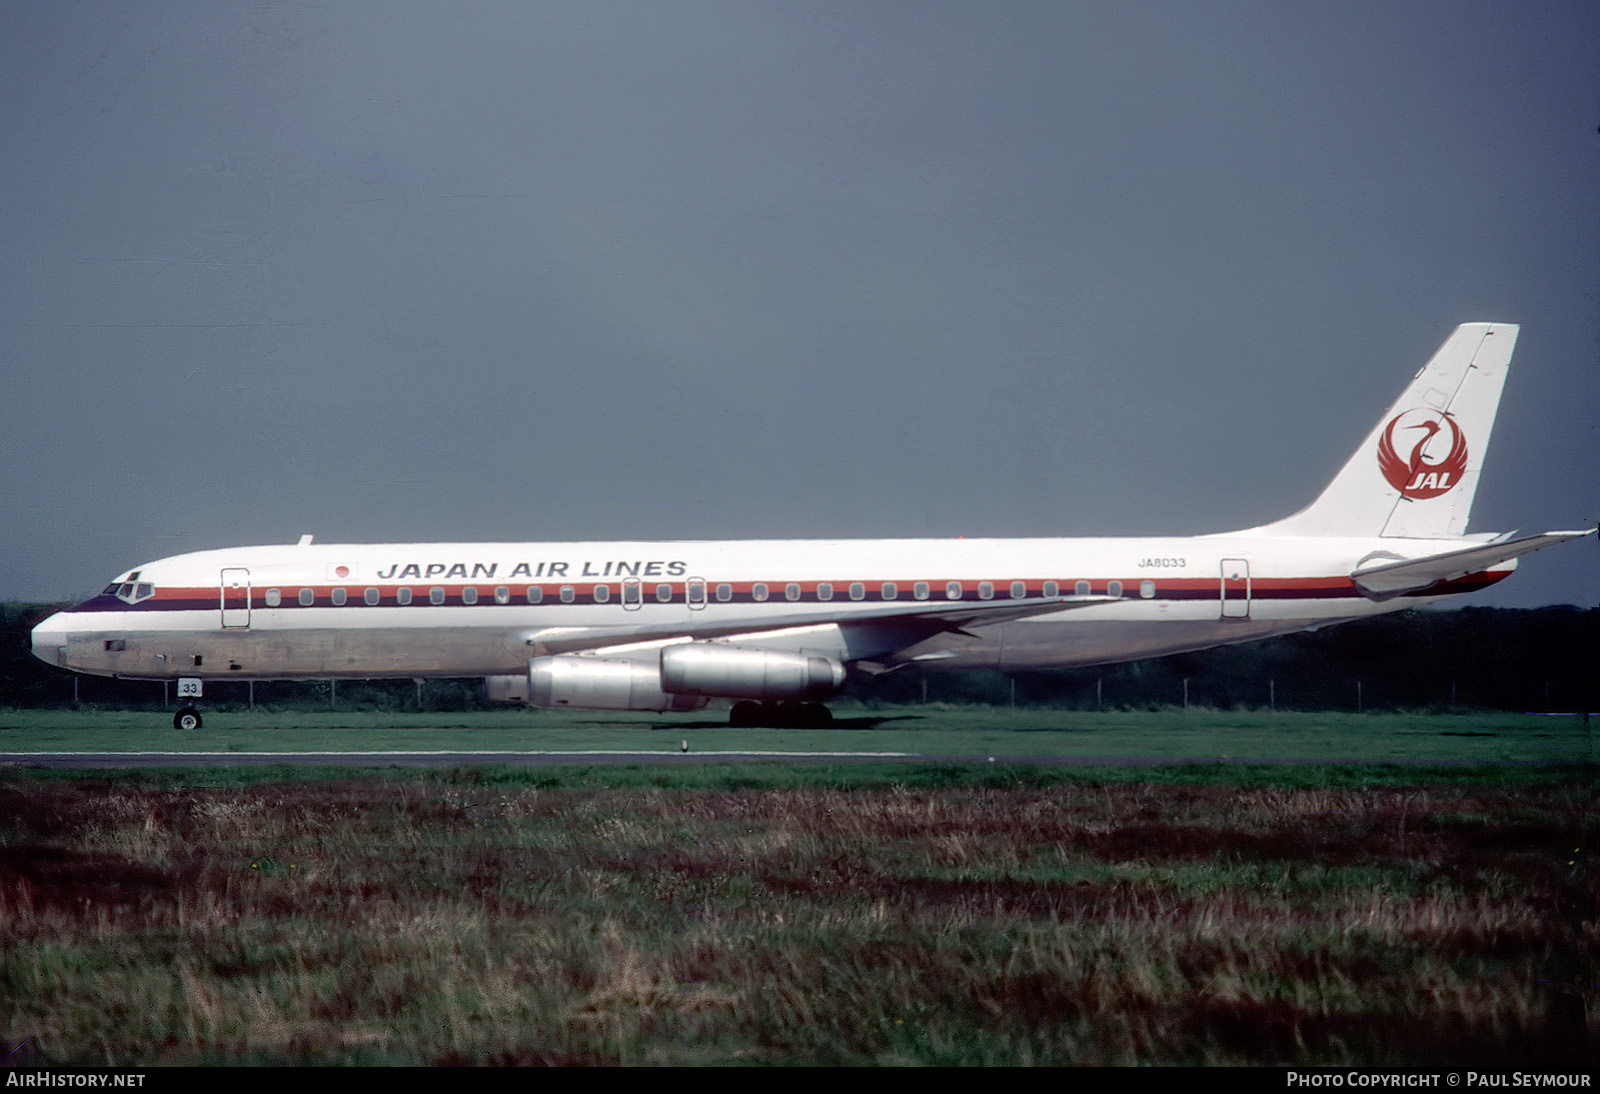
1350, 529, 1595, 600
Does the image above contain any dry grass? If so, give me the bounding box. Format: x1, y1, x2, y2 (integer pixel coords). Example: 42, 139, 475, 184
0, 771, 1593, 1065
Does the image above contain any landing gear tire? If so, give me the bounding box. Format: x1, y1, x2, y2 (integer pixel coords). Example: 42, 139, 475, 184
727, 700, 833, 728
774, 701, 833, 728
800, 702, 833, 727
174, 707, 202, 731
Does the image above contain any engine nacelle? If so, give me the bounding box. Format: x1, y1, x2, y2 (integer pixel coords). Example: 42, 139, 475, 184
482, 674, 532, 704
659, 644, 845, 701
484, 656, 706, 712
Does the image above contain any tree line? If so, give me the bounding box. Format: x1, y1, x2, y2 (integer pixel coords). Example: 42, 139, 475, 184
2, 602, 1593, 713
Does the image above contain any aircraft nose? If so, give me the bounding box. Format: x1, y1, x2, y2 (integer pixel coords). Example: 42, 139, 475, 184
30, 613, 69, 668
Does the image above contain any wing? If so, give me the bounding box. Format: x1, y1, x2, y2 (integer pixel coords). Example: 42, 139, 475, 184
514, 595, 1120, 661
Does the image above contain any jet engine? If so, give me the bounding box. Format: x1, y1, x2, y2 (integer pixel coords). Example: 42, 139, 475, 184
484, 656, 706, 712
483, 644, 844, 712
659, 644, 845, 701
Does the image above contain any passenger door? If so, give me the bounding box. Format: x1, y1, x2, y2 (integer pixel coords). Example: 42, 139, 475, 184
1219, 559, 1250, 619
221, 568, 251, 629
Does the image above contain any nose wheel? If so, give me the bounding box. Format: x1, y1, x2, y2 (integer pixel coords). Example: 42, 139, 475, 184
174, 707, 202, 731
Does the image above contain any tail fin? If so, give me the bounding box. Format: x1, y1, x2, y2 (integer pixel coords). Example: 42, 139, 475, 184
1256, 322, 1517, 538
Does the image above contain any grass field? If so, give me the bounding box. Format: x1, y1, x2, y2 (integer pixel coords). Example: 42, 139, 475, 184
0, 705, 1594, 765
1, 762, 1595, 1066
1, 708, 1595, 1066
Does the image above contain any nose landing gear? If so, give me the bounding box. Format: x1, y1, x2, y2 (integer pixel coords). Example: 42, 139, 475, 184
173, 676, 204, 730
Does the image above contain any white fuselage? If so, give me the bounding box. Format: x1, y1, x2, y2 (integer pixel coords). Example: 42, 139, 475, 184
32, 322, 1587, 717
30, 533, 1509, 683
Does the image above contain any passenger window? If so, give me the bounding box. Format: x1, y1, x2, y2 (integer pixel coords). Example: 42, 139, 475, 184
914, 582, 930, 601
462, 587, 479, 604
978, 582, 993, 600
1140, 580, 1155, 599
1108, 581, 1122, 598
526, 586, 542, 604
662, 584, 678, 603
299, 588, 315, 606
622, 582, 641, 606
397, 588, 413, 605
265, 589, 282, 607
785, 583, 801, 601
713, 584, 730, 602
495, 586, 510, 604
331, 588, 347, 606
429, 587, 445, 605
1010, 581, 1026, 599
687, 579, 706, 606
1074, 580, 1089, 597
849, 582, 865, 601
817, 582, 833, 601
364, 587, 380, 605
945, 581, 962, 600
592, 585, 610, 603
752, 583, 768, 602
559, 585, 575, 603
881, 582, 898, 600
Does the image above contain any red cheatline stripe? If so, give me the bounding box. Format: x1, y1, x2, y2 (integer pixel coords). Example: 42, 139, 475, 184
65, 568, 1509, 612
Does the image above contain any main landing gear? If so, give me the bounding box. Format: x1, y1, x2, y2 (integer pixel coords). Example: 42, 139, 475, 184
728, 700, 834, 728
174, 707, 203, 730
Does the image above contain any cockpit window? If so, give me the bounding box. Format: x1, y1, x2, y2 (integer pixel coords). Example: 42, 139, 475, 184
113, 582, 155, 605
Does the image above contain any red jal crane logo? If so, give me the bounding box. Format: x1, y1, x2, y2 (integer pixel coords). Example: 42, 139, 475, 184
1376, 410, 1469, 499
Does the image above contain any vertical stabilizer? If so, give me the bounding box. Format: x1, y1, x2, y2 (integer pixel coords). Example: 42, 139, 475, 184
1256, 323, 1516, 538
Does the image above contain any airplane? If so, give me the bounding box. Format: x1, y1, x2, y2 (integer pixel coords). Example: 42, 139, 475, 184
30, 322, 1594, 730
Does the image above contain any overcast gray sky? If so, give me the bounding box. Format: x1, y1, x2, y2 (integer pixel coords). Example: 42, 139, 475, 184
3, 1, 1596, 606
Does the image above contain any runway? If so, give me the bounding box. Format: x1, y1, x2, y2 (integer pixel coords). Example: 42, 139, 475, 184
0, 748, 914, 768
0, 750, 1493, 768
0, 749, 1123, 769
